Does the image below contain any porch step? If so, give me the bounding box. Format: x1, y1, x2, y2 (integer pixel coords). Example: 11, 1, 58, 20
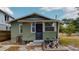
33, 40, 44, 45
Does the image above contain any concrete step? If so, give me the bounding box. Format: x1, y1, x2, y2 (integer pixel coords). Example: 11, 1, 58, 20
33, 40, 44, 45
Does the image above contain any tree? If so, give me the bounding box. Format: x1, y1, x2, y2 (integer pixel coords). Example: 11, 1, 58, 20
59, 24, 66, 33
65, 23, 75, 36
62, 18, 74, 24
71, 17, 79, 32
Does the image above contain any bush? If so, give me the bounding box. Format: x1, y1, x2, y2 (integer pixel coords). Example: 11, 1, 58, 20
65, 23, 75, 36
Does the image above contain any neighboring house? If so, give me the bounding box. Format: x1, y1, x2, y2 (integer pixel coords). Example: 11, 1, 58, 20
9, 13, 61, 43
0, 9, 14, 31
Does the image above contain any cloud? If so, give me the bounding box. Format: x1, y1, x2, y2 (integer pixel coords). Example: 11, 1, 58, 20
41, 7, 62, 11
62, 7, 79, 19
63, 10, 79, 19
0, 7, 13, 15
40, 7, 79, 19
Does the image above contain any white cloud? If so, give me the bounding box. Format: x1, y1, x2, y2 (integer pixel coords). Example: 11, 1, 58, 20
41, 7, 62, 11
63, 10, 79, 19
62, 7, 79, 19
0, 7, 13, 15
40, 7, 79, 19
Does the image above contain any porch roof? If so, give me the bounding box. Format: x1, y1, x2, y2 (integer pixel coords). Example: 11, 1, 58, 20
18, 19, 60, 23
9, 13, 63, 23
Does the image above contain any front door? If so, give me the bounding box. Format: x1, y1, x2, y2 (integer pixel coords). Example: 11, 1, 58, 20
36, 23, 43, 40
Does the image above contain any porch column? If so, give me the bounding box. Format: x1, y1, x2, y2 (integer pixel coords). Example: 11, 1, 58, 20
56, 22, 59, 40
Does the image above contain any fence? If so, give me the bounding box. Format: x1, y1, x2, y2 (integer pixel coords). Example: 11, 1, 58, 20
0, 30, 10, 42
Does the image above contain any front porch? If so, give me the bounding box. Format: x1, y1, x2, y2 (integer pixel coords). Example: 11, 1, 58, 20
16, 21, 58, 44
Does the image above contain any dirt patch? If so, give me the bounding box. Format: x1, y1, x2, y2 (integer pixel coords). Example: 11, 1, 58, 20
0, 46, 2, 48
5, 45, 20, 51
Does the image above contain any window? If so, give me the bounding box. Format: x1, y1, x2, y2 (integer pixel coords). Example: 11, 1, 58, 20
31, 22, 36, 33
19, 24, 23, 34
6, 26, 8, 30
45, 22, 54, 31
5, 15, 9, 22
9, 27, 11, 30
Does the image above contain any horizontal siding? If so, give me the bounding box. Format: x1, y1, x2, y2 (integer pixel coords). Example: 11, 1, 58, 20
43, 31, 56, 40
22, 23, 35, 41
11, 22, 20, 42
11, 22, 57, 42
0, 11, 13, 31
0, 23, 10, 31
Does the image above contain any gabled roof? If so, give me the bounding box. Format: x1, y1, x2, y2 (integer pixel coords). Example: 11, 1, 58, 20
0, 9, 14, 19
9, 13, 62, 23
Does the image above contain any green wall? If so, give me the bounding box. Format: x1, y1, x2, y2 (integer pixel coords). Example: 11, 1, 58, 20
43, 31, 56, 40
11, 22, 57, 42
11, 22, 20, 42
22, 23, 35, 41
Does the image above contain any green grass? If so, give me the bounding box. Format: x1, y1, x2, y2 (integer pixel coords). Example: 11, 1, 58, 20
60, 35, 79, 47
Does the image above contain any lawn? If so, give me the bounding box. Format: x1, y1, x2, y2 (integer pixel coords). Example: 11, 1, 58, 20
60, 34, 79, 48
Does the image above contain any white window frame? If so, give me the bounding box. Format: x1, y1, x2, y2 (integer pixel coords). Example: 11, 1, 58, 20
31, 22, 56, 33
31, 22, 36, 33
31, 22, 45, 33
43, 22, 45, 32
45, 22, 55, 31
53, 23, 56, 31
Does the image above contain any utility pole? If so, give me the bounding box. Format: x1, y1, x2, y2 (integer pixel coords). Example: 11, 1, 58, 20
55, 15, 57, 20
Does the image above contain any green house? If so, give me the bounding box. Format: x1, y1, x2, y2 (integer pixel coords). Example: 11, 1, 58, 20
9, 13, 61, 44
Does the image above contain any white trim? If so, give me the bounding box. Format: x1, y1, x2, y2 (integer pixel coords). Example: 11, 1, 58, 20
44, 22, 56, 32
31, 22, 44, 33
31, 22, 36, 33
31, 22, 57, 33
53, 22, 56, 31
52, 22, 54, 26
43, 22, 45, 32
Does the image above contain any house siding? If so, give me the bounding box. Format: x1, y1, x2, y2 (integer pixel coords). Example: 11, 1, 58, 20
11, 22, 57, 42
0, 11, 14, 31
43, 31, 56, 40
0, 11, 5, 23
22, 23, 35, 41
11, 22, 20, 42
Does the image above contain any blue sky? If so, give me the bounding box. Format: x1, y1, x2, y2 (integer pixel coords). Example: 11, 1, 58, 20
9, 7, 79, 20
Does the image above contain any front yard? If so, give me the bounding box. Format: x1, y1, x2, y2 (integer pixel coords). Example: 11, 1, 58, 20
0, 41, 69, 51
0, 34, 79, 51
60, 34, 79, 48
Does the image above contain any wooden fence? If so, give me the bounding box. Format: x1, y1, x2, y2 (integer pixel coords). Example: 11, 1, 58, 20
0, 30, 10, 42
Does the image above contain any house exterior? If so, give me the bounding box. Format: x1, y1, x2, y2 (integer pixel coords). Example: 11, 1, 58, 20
10, 13, 61, 44
0, 9, 14, 31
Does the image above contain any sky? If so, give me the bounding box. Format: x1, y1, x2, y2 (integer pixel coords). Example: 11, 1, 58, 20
10, 7, 65, 20
1, 7, 79, 20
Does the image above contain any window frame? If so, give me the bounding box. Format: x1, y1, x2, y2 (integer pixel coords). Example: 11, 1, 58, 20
45, 22, 55, 31
31, 22, 36, 33
5, 15, 9, 22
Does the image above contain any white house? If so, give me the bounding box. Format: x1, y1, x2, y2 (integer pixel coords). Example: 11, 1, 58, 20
0, 8, 14, 31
